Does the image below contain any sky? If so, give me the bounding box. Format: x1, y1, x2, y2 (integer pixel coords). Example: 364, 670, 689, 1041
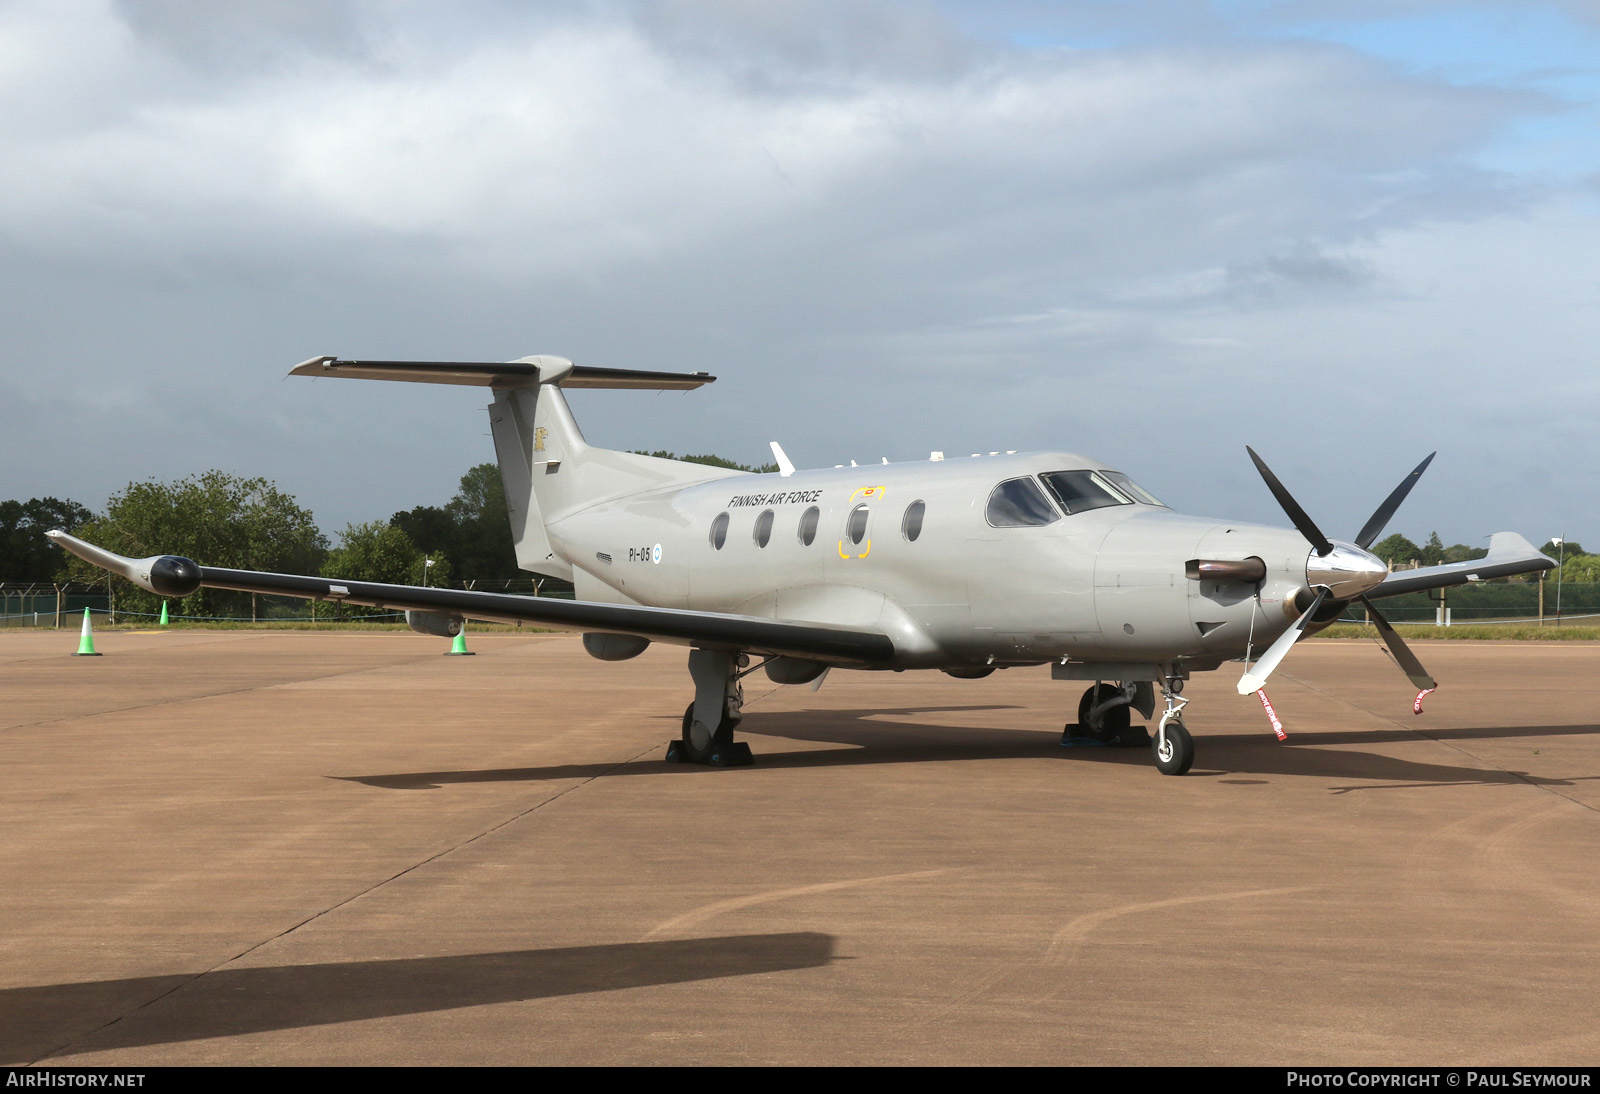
2, 0, 1596, 551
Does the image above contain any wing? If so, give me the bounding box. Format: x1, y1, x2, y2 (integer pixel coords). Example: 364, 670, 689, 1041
1367, 531, 1556, 599
45, 531, 894, 666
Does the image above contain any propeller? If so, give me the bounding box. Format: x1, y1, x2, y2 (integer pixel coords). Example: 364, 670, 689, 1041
1238, 449, 1437, 698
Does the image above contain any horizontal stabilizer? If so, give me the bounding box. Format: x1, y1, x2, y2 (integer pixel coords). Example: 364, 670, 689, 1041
290, 356, 715, 390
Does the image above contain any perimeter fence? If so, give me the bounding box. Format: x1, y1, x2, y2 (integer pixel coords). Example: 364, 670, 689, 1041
0, 578, 576, 628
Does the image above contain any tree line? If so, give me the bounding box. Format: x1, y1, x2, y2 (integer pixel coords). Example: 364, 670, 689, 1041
1, 451, 780, 620
0, 466, 528, 620
4, 468, 1593, 621
1371, 531, 1598, 582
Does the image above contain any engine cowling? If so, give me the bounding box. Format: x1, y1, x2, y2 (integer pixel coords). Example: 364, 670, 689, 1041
405, 610, 463, 638
763, 657, 828, 685
582, 632, 651, 661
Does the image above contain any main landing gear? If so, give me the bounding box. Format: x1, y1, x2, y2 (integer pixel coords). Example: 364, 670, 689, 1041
665, 648, 753, 767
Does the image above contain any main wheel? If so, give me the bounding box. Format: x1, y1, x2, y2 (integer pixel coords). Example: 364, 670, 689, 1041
1152, 719, 1194, 776
680, 702, 734, 764
1078, 684, 1131, 743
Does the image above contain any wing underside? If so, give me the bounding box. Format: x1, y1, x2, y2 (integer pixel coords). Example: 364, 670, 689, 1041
46, 531, 894, 666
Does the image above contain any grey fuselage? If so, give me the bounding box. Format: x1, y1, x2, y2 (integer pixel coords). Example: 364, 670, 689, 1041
542, 452, 1316, 672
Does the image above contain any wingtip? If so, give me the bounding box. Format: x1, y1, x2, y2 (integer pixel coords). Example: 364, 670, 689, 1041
289, 355, 338, 377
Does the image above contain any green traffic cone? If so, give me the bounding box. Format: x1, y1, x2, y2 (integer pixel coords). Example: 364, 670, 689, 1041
446, 626, 475, 656
73, 608, 102, 656
159, 601, 169, 626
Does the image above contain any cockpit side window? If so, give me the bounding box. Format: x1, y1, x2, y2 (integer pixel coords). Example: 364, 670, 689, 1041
986, 477, 1061, 528
1039, 471, 1130, 515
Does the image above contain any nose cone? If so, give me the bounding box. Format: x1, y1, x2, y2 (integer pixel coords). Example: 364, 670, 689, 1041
1306, 541, 1389, 600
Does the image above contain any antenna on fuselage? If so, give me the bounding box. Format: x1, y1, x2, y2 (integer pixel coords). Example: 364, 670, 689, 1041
769, 441, 795, 477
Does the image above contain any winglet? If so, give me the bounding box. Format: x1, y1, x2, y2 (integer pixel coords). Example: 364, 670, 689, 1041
1485, 531, 1541, 560
45, 530, 202, 597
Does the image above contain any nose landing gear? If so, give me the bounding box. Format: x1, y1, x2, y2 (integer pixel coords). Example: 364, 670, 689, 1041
1151, 669, 1194, 776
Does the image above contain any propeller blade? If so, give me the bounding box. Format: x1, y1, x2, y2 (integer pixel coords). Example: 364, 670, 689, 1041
1246, 446, 1334, 557
1237, 588, 1327, 695
1358, 596, 1436, 690
1353, 452, 1436, 550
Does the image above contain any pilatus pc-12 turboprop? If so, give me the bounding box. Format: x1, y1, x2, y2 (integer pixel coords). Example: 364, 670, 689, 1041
49, 356, 1555, 775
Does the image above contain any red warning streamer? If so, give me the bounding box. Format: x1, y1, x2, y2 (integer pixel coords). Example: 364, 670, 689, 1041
1258, 689, 1287, 741
1413, 687, 1436, 715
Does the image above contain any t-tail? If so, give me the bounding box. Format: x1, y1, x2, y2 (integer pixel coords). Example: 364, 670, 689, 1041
288, 356, 732, 580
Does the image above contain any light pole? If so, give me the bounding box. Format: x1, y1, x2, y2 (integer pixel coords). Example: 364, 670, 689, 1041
1553, 537, 1565, 626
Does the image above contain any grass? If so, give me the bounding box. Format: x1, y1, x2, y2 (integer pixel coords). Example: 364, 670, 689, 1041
1317, 621, 1600, 641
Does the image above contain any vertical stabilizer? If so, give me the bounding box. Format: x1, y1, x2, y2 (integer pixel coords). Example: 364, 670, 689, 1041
488, 385, 576, 580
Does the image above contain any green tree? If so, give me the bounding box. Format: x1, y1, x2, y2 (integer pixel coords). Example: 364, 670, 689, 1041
61, 471, 324, 620
1371, 533, 1421, 567
632, 451, 780, 473
1419, 531, 1445, 567
1540, 540, 1585, 560
323, 521, 449, 586
446, 463, 516, 582
390, 463, 520, 585
1554, 553, 1600, 584
1441, 542, 1488, 564
1, 497, 92, 581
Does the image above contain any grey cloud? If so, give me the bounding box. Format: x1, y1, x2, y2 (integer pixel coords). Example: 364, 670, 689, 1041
0, 2, 1593, 548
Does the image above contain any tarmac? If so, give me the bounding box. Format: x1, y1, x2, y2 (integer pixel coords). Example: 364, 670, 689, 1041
1, 628, 1597, 1066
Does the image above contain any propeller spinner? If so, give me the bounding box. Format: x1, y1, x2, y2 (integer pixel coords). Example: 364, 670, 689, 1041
1238, 449, 1437, 698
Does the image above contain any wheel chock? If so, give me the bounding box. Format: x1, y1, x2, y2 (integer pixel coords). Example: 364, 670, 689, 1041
1060, 724, 1152, 748
708, 742, 753, 767
664, 740, 689, 764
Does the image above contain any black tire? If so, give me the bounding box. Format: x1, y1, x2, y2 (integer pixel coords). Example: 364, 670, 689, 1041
680, 701, 734, 764
1152, 720, 1194, 776
1078, 684, 1131, 743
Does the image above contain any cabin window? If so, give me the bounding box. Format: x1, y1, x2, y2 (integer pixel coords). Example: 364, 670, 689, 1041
986, 477, 1060, 528
709, 511, 730, 550
846, 504, 870, 545
753, 509, 774, 548
1039, 471, 1130, 515
902, 500, 926, 542
798, 505, 820, 546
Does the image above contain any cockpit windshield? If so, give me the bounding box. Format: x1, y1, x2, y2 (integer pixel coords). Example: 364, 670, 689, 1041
1039, 470, 1157, 515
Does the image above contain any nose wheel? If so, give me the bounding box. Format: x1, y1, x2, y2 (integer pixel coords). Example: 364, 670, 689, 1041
1152, 714, 1194, 776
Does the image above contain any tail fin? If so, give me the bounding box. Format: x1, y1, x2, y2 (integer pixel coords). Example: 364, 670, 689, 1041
290, 355, 727, 580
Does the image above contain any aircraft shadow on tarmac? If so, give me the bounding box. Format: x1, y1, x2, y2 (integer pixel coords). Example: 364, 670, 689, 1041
332, 704, 1600, 791
3, 932, 835, 1063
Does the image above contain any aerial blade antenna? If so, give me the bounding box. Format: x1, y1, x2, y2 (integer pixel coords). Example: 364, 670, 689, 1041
770, 441, 796, 478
